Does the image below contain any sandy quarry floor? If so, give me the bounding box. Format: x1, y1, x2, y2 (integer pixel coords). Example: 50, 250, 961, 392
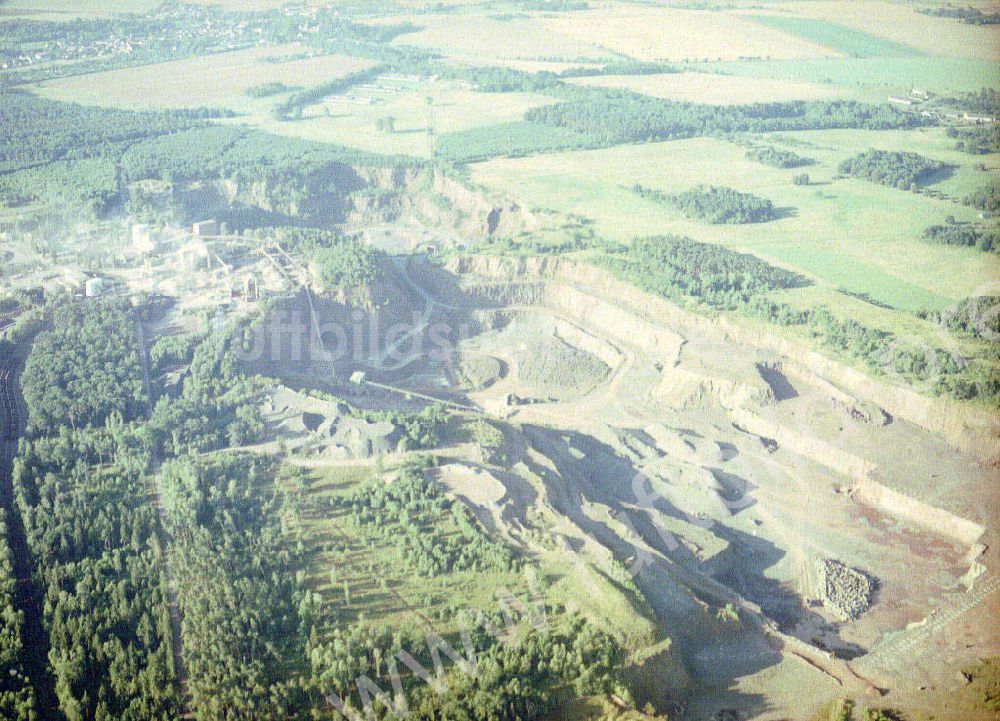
259, 251, 998, 720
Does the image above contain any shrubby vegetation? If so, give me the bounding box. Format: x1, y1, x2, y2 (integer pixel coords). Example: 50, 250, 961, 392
578, 235, 997, 403
633, 184, 779, 224
354, 404, 450, 451
947, 124, 1000, 154
838, 149, 949, 189
149, 327, 266, 456
922, 296, 1000, 341
965, 177, 1000, 213
336, 461, 517, 576
922, 222, 998, 252
745, 145, 815, 168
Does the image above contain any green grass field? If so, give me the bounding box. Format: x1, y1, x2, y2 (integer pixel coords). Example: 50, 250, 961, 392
435, 121, 597, 163
746, 14, 920, 58
471, 131, 999, 317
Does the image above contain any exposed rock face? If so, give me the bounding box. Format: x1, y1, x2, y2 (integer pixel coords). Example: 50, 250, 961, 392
816, 559, 874, 621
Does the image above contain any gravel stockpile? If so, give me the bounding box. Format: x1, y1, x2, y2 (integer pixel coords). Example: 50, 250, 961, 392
817, 559, 874, 621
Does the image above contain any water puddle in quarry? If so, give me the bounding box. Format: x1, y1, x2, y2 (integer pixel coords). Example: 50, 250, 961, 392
240, 251, 990, 710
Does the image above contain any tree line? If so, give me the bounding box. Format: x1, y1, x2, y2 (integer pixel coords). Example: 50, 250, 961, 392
524, 91, 927, 145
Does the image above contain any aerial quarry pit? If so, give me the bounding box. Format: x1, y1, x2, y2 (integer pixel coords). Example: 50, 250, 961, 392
2, 2, 999, 719
246, 236, 999, 718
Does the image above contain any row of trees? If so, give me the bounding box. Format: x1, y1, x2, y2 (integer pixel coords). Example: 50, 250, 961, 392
838, 149, 949, 189
634, 183, 778, 224
524, 92, 926, 145
918, 6, 1000, 25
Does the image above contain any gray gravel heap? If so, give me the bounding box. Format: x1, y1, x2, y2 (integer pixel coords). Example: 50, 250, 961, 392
817, 558, 874, 621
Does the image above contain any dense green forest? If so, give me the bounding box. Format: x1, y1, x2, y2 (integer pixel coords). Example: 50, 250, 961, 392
159, 452, 311, 720
745, 145, 815, 169
633, 184, 779, 224
0, 510, 36, 721
13, 301, 180, 721
838, 149, 950, 189
149, 327, 266, 456
311, 239, 385, 293
435, 121, 598, 163
20, 301, 145, 431
525, 92, 926, 145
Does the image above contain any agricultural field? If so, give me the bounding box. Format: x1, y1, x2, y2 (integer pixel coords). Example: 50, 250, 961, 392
699, 57, 1000, 95
256, 83, 564, 158
535, 5, 841, 61
566, 71, 854, 104
743, 13, 921, 57
373, 12, 615, 63
36, 44, 376, 112
776, 0, 1000, 59
471, 131, 998, 315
